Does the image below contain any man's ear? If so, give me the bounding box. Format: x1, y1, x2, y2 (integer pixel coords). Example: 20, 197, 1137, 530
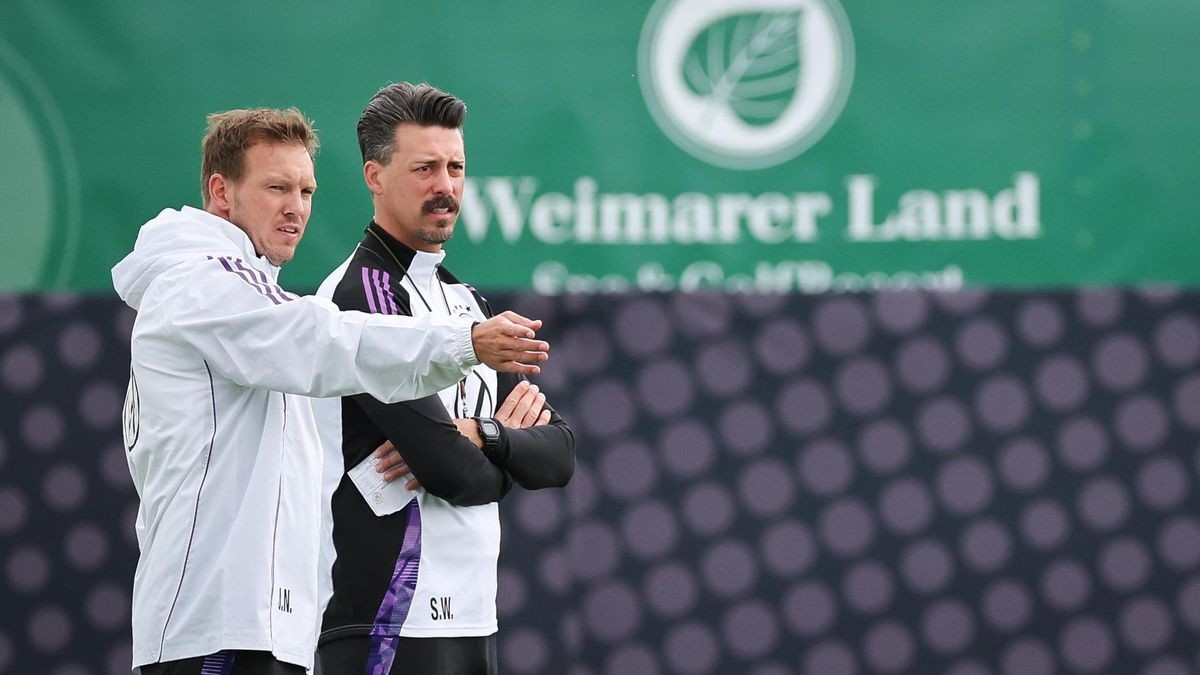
363, 161, 384, 196
207, 173, 231, 214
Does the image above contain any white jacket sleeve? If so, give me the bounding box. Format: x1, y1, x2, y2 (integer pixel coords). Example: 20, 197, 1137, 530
156, 257, 478, 401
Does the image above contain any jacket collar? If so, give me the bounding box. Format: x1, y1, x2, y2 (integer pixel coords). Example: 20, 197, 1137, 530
182, 206, 280, 277
363, 220, 418, 271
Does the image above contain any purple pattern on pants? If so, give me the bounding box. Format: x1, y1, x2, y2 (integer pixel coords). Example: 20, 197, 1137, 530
364, 500, 422, 674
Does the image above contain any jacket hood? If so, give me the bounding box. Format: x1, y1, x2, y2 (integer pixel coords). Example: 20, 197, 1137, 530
112, 206, 266, 310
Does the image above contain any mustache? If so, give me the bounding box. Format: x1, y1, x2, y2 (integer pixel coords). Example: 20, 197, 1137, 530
422, 195, 459, 213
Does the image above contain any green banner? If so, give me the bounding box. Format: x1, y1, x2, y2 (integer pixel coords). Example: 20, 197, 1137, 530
2, 1, 1197, 292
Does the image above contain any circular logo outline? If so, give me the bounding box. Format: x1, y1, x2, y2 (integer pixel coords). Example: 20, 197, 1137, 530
638, 0, 856, 170
0, 37, 82, 288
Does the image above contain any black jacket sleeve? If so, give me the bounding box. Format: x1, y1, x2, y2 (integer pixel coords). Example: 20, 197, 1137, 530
329, 260, 512, 508
487, 372, 576, 489
353, 393, 513, 507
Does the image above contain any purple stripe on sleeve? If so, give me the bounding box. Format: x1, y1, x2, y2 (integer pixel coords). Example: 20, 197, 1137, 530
232, 258, 288, 305
217, 258, 276, 305
216, 257, 284, 305
365, 501, 421, 668
361, 267, 402, 315
371, 269, 385, 315
377, 270, 399, 315
248, 264, 282, 305
260, 266, 297, 301
361, 267, 379, 314
382, 271, 399, 314
373, 269, 392, 316
239, 260, 280, 305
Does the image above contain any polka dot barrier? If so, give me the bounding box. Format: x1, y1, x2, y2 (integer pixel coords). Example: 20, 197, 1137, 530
760, 519, 817, 578
738, 457, 796, 517
1, 297, 141, 674
3, 291, 1199, 674
797, 438, 855, 497
895, 336, 951, 394
857, 419, 913, 474
664, 621, 719, 674
872, 290, 931, 336
960, 518, 1014, 574
526, 290, 1200, 673
981, 578, 1033, 633
863, 620, 915, 672
1041, 558, 1093, 612
784, 582, 838, 637
842, 561, 894, 615
721, 600, 779, 660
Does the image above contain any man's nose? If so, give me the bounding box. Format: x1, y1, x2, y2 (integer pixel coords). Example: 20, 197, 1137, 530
432, 167, 453, 195
283, 189, 305, 217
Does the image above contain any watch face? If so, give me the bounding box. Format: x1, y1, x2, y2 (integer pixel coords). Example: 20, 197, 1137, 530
479, 418, 500, 437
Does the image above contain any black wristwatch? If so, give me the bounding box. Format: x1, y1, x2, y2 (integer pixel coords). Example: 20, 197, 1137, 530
474, 417, 501, 452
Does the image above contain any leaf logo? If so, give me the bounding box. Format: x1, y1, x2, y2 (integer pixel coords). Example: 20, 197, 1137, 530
639, 0, 854, 170
684, 11, 804, 128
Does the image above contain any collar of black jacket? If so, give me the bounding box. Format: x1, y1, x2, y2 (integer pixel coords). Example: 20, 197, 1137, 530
364, 220, 419, 270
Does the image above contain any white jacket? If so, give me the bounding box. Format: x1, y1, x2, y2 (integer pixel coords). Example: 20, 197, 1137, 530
111, 206, 478, 669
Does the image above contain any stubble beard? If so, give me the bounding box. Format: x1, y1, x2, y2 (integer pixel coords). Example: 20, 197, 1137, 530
258, 228, 300, 266
264, 245, 295, 267
419, 195, 459, 245
416, 220, 454, 245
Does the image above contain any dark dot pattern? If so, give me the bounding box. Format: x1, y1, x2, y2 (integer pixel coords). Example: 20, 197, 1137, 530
1, 296, 137, 674
503, 290, 1200, 674
1, 290, 1198, 674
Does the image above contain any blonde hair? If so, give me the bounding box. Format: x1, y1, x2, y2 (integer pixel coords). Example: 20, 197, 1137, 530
200, 107, 319, 206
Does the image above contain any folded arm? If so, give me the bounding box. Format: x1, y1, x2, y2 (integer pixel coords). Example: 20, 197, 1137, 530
355, 393, 513, 507
476, 373, 576, 489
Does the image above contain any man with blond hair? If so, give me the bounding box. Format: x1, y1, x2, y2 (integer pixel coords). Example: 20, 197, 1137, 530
112, 107, 550, 675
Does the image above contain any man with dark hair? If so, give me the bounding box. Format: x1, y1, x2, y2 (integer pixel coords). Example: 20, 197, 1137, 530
112, 106, 551, 675
314, 83, 575, 674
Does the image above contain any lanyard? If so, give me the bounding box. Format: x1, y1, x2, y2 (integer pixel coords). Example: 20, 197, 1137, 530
366, 227, 469, 417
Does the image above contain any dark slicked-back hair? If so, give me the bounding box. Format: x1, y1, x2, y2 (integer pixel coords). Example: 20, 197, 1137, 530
200, 107, 318, 207
357, 82, 466, 165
